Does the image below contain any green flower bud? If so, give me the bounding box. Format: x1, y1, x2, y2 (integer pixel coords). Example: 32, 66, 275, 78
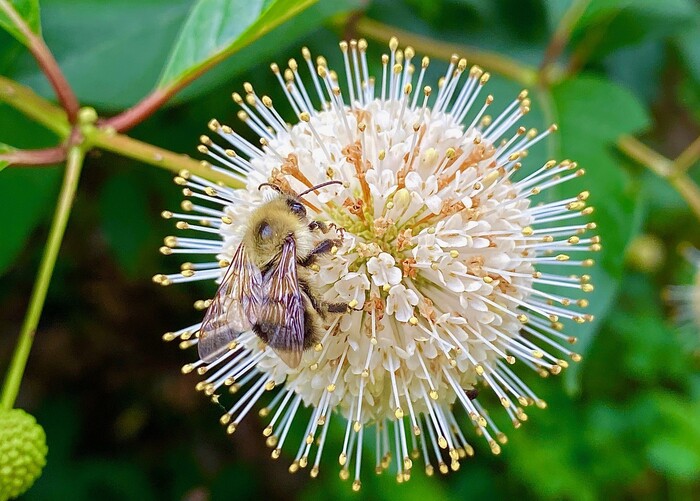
0, 409, 48, 500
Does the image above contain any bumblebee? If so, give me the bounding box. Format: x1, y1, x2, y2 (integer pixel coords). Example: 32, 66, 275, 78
198, 181, 348, 368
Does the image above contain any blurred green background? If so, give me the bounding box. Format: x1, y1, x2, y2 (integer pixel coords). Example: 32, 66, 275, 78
1, 0, 700, 499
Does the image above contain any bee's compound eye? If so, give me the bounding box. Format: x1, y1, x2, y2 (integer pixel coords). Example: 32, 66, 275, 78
287, 199, 306, 217
258, 222, 273, 240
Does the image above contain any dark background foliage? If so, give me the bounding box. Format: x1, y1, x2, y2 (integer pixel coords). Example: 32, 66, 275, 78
1, 0, 699, 499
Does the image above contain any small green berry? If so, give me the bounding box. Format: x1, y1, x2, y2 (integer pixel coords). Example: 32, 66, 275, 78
0, 409, 48, 500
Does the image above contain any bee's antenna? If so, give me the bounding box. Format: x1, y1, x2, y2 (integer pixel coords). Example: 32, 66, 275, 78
297, 180, 343, 198
258, 183, 283, 193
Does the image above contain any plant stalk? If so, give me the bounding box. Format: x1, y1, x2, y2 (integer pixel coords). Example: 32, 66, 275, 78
0, 146, 67, 166
85, 127, 244, 187
0, 75, 71, 138
538, 0, 592, 84
673, 135, 700, 174
0, 0, 80, 123
618, 135, 700, 221
0, 146, 85, 410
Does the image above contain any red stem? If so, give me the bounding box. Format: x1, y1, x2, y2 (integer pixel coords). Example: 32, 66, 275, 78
27, 33, 80, 123
101, 87, 173, 133
0, 0, 80, 123
0, 146, 67, 166
103, 0, 316, 133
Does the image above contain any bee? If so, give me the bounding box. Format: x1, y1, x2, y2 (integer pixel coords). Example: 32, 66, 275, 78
198, 180, 349, 369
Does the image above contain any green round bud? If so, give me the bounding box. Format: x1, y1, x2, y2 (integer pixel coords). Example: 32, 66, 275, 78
77, 106, 98, 125
626, 234, 665, 273
0, 409, 48, 499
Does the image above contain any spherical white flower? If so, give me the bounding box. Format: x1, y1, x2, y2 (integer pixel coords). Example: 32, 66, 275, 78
667, 246, 700, 335
155, 38, 599, 489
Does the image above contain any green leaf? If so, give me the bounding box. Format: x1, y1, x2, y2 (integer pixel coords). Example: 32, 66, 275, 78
542, 0, 575, 32
99, 172, 156, 277
10, 0, 349, 110
646, 393, 700, 480
172, 1, 362, 103
548, 75, 650, 392
158, 0, 316, 89
0, 0, 40, 46
574, 0, 698, 59
0, 165, 61, 274
676, 15, 700, 84
602, 40, 664, 105
0, 104, 62, 275
10, 0, 193, 110
0, 164, 62, 274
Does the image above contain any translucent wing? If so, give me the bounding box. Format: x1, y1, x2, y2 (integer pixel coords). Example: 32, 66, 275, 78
256, 236, 305, 369
198, 243, 262, 363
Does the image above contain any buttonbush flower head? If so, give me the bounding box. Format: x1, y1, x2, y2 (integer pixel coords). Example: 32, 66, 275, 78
667, 246, 700, 334
155, 38, 598, 488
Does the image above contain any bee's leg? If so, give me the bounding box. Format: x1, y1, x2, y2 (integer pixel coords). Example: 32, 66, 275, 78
315, 300, 350, 319
299, 238, 342, 267
327, 222, 345, 242
308, 220, 329, 233
324, 302, 350, 313
298, 279, 321, 311
298, 278, 349, 319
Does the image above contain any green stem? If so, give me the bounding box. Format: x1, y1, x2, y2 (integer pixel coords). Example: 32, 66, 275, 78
0, 75, 70, 138
673, 135, 700, 174
618, 135, 672, 177
618, 135, 700, 221
668, 173, 700, 221
85, 126, 244, 188
0, 76, 241, 187
0, 146, 85, 410
355, 17, 538, 87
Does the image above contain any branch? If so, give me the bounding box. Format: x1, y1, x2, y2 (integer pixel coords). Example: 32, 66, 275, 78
0, 77, 238, 186
84, 126, 244, 188
0, 76, 71, 137
0, 145, 85, 410
565, 10, 621, 79
617, 135, 672, 177
354, 17, 538, 87
618, 135, 700, 221
673, 135, 700, 174
538, 0, 592, 84
101, 86, 173, 133
103, 0, 316, 133
0, 0, 80, 123
0, 146, 66, 166
670, 174, 700, 221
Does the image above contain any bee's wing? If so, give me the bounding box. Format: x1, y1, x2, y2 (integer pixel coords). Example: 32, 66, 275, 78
198, 243, 263, 363
258, 237, 305, 369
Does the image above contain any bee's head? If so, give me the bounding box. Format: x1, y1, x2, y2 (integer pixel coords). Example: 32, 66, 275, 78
246, 199, 303, 268
258, 180, 343, 216
257, 183, 307, 220
284, 196, 307, 218
253, 196, 306, 245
